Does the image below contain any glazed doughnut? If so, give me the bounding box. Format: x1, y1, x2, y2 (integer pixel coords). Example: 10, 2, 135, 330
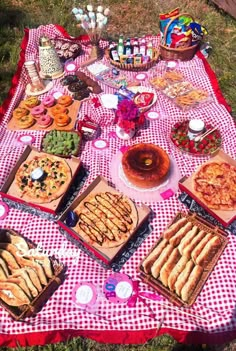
57, 95, 73, 107
54, 113, 70, 127
24, 96, 39, 108
13, 107, 29, 120
31, 105, 45, 118
51, 104, 67, 116
17, 114, 35, 129
42, 95, 55, 108
37, 114, 53, 128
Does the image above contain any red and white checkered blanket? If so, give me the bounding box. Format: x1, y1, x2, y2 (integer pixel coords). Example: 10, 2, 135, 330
0, 24, 236, 347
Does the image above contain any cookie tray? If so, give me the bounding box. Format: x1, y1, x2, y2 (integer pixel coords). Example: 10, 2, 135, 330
0, 228, 65, 320
138, 212, 228, 307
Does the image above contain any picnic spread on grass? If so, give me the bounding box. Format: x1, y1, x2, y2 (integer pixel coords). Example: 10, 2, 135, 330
0, 5, 236, 348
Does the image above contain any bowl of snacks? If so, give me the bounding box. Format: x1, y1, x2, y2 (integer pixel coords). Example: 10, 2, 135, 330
41, 130, 81, 158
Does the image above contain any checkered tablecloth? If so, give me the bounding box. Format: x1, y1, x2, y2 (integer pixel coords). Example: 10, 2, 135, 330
0, 24, 236, 347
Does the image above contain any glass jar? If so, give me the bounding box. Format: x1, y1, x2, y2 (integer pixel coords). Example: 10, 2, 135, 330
187, 119, 205, 140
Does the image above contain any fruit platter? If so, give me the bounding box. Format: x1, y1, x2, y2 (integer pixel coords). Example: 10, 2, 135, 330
170, 120, 222, 156
41, 130, 81, 157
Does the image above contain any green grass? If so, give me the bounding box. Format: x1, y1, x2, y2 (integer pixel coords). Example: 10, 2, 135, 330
0, 0, 236, 350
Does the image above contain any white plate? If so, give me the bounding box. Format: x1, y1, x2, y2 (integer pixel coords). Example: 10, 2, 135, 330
25, 80, 54, 96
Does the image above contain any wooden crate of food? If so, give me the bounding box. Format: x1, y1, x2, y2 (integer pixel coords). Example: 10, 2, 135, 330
138, 212, 228, 306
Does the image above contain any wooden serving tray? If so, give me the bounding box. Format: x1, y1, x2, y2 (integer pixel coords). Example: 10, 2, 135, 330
7, 100, 81, 131
0, 228, 65, 320
138, 212, 228, 307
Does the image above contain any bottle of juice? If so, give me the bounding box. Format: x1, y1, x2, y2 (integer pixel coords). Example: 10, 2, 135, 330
125, 38, 132, 55
146, 41, 153, 59
139, 36, 146, 56
117, 34, 124, 57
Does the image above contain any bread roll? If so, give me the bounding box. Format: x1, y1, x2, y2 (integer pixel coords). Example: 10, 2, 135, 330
182, 230, 205, 259
24, 267, 43, 292
151, 244, 174, 278
0, 266, 7, 280
168, 256, 188, 291
0, 281, 30, 306
174, 260, 194, 296
0, 230, 29, 251
159, 248, 181, 286
0, 249, 20, 271
7, 277, 32, 299
28, 255, 53, 279
195, 235, 221, 266
163, 217, 188, 240
0, 257, 9, 277
181, 265, 203, 302
169, 222, 193, 247
142, 239, 168, 273
178, 225, 199, 255
191, 233, 213, 263
12, 269, 39, 297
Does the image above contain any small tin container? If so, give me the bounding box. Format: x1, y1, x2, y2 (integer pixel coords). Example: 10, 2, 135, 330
187, 119, 205, 140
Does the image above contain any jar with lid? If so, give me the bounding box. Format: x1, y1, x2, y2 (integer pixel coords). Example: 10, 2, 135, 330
187, 119, 205, 140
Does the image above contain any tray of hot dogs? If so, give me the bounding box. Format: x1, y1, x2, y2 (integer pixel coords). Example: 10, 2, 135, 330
0, 228, 65, 320
139, 212, 228, 306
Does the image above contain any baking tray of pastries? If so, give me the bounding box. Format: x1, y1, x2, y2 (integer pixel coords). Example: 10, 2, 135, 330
0, 228, 65, 320
138, 212, 228, 307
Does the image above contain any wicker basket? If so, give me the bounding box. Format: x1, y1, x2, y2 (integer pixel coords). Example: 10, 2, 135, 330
160, 13, 199, 61
105, 47, 159, 71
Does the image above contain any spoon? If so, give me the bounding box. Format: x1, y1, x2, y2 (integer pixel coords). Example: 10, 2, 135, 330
194, 127, 217, 142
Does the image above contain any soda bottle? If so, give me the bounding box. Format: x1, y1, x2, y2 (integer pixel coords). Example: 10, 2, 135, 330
117, 34, 124, 57
146, 41, 153, 59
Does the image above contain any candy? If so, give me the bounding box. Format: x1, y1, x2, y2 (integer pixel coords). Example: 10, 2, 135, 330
72, 8, 79, 15
97, 5, 103, 13
104, 8, 110, 16
87, 4, 93, 12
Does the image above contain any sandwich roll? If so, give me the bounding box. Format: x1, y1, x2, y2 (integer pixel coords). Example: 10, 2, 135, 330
6, 276, 32, 299
12, 269, 39, 297
174, 260, 194, 296
181, 265, 203, 302
159, 248, 181, 287
163, 217, 188, 240
24, 267, 43, 292
169, 222, 193, 247
195, 235, 221, 266
142, 239, 168, 273
182, 230, 205, 259
178, 225, 199, 255
151, 244, 174, 278
29, 255, 53, 279
0, 266, 7, 280
191, 233, 213, 264
0, 281, 31, 306
168, 256, 188, 291
0, 230, 29, 251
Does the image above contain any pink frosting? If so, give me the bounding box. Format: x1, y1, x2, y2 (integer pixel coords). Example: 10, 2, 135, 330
31, 104, 45, 116
42, 95, 55, 107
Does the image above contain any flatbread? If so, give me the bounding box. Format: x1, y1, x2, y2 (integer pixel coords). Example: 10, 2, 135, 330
193, 162, 236, 211
12, 154, 72, 204
75, 191, 138, 248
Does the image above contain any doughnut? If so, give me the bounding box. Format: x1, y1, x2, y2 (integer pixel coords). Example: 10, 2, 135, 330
60, 75, 78, 86
31, 105, 45, 118
37, 114, 53, 128
42, 95, 55, 108
68, 81, 87, 93
54, 113, 70, 127
17, 114, 35, 129
57, 95, 73, 107
24, 96, 39, 108
122, 143, 170, 188
13, 107, 29, 120
51, 104, 67, 116
73, 88, 90, 101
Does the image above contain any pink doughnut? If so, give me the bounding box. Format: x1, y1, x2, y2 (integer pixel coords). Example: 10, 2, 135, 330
31, 104, 45, 118
37, 114, 52, 128
42, 95, 55, 108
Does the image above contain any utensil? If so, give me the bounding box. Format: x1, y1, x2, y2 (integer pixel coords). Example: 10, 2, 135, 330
194, 127, 217, 142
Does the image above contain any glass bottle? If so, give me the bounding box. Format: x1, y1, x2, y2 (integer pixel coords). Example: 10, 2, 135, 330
125, 38, 132, 55
117, 34, 124, 57
146, 41, 153, 59
109, 43, 120, 62
139, 36, 146, 56
133, 37, 139, 55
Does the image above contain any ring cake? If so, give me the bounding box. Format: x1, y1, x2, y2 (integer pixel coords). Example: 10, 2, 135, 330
122, 143, 170, 188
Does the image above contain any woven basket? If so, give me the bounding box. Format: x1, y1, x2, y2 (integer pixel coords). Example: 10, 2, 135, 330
105, 47, 159, 71
160, 13, 199, 61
